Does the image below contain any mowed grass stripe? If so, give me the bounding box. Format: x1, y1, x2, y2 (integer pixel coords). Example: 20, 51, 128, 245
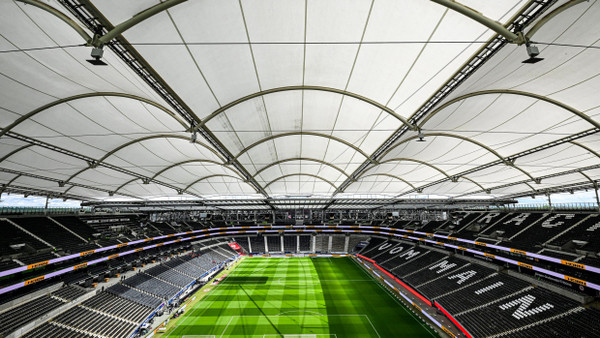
168, 257, 438, 337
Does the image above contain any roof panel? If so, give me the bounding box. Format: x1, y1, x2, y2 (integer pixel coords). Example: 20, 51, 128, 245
1, 0, 598, 201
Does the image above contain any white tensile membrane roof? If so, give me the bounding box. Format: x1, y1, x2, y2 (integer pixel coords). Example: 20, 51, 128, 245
0, 0, 599, 202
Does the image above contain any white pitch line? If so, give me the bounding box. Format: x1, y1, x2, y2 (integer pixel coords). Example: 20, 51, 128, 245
362, 314, 381, 338
350, 258, 437, 338
166, 260, 242, 337
219, 316, 234, 338
219, 314, 380, 338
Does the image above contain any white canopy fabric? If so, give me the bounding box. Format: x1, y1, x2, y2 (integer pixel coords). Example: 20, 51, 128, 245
0, 0, 598, 201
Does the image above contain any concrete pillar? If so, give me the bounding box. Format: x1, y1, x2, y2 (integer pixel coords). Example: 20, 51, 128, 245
344, 235, 350, 253
311, 235, 316, 253
328, 236, 333, 253
280, 235, 284, 253
247, 237, 252, 253
264, 236, 268, 253
296, 235, 300, 252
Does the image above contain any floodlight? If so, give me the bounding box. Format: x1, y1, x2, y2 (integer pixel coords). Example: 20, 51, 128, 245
416, 130, 426, 142
522, 43, 544, 64
87, 47, 108, 66
190, 130, 197, 143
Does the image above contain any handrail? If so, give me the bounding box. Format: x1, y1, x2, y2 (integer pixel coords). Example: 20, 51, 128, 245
1, 224, 598, 295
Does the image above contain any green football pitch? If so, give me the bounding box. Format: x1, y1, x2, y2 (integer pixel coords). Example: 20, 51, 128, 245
165, 257, 438, 337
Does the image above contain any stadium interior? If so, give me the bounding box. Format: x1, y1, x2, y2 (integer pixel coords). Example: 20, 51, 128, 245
1, 0, 600, 337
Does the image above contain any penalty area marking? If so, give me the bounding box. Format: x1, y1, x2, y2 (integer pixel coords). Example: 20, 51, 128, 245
218, 314, 380, 338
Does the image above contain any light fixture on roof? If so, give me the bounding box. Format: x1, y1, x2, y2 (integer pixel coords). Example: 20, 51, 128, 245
190, 130, 197, 143
86, 46, 108, 66
522, 43, 544, 64
416, 129, 426, 142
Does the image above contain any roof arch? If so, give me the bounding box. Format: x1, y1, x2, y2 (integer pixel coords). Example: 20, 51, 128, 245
150, 159, 241, 180
417, 89, 600, 130
0, 92, 189, 139
15, 0, 92, 43
233, 132, 375, 163
460, 176, 488, 192
360, 158, 488, 192
95, 135, 223, 164
184, 174, 252, 192
263, 173, 337, 190
252, 158, 351, 178
111, 177, 202, 198
382, 132, 508, 162
113, 178, 140, 195
112, 160, 244, 195
525, 0, 589, 40
192, 85, 416, 132
355, 173, 419, 191
0, 144, 33, 165
569, 141, 600, 161
366, 158, 452, 179
381, 132, 538, 183
63, 135, 224, 185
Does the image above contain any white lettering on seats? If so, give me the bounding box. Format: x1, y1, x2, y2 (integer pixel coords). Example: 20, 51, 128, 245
586, 221, 600, 232
378, 243, 393, 250
498, 294, 554, 319
389, 246, 404, 254
474, 281, 504, 295
398, 249, 420, 260
447, 270, 477, 284
428, 260, 457, 274
478, 213, 500, 224
503, 213, 531, 226
541, 214, 574, 228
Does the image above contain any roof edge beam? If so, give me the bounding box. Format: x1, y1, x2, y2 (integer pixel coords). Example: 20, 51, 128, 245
95, 0, 188, 46
16, 0, 92, 44
430, 0, 525, 44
